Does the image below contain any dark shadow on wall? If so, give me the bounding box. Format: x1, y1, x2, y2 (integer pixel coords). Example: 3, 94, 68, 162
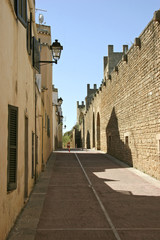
87, 131, 91, 149
75, 129, 82, 148
106, 107, 133, 166
55, 136, 58, 150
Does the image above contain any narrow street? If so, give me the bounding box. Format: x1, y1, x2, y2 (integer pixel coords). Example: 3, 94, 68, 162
7, 150, 160, 240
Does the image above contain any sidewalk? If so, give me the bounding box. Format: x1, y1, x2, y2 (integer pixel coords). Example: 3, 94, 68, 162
6, 150, 160, 240
6, 153, 55, 240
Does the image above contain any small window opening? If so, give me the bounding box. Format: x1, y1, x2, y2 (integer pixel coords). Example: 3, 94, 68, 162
125, 136, 129, 146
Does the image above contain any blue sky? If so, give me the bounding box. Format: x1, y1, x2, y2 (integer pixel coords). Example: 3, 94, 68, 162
35, 0, 160, 133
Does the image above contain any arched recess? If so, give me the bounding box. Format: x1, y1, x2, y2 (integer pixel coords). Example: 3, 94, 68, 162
86, 131, 90, 149
83, 118, 85, 149
97, 112, 101, 150
93, 113, 95, 148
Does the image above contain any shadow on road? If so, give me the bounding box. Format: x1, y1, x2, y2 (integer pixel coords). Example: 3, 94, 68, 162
75, 152, 160, 239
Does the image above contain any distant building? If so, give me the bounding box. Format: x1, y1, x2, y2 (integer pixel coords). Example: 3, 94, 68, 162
52, 85, 63, 150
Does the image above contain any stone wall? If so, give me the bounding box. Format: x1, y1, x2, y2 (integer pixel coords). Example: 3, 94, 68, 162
79, 11, 160, 180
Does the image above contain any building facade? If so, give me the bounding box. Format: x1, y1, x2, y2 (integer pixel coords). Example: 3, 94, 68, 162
37, 24, 53, 170
52, 85, 63, 150
77, 10, 160, 180
0, 1, 54, 239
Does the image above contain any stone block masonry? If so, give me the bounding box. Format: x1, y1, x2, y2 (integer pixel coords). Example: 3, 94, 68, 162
77, 10, 160, 180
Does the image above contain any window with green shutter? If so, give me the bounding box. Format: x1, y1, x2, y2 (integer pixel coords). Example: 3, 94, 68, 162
14, 0, 27, 28
47, 116, 50, 138
27, 12, 32, 55
32, 132, 34, 178
7, 105, 18, 191
32, 36, 40, 73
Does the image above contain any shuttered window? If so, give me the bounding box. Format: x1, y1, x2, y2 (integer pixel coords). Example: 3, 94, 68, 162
7, 105, 18, 191
15, 0, 27, 28
32, 37, 40, 73
27, 12, 32, 55
47, 116, 50, 138
32, 132, 34, 178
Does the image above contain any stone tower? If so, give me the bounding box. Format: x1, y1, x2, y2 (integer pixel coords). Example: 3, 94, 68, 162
104, 45, 128, 79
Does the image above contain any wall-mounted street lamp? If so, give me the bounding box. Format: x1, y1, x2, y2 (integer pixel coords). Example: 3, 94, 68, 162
39, 39, 63, 64
58, 97, 63, 105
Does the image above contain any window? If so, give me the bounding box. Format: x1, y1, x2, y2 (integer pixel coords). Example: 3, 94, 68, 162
35, 135, 38, 165
7, 105, 18, 191
32, 132, 34, 178
27, 12, 32, 55
125, 136, 129, 146
45, 112, 47, 129
32, 37, 40, 73
15, 0, 27, 28
47, 116, 50, 137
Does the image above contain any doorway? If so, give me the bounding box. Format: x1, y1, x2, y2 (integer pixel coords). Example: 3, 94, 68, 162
93, 113, 95, 148
97, 113, 101, 150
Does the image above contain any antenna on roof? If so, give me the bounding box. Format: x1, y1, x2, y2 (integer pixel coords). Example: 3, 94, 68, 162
39, 14, 44, 24
35, 8, 47, 12
36, 8, 47, 25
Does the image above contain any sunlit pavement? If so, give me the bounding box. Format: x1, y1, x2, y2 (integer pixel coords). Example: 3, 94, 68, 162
7, 149, 160, 240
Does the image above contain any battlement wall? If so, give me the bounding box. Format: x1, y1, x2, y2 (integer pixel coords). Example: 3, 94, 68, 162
81, 11, 160, 180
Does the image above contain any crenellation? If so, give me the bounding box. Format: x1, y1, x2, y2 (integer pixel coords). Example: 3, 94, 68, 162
134, 37, 141, 48
108, 45, 113, 54
77, 101, 79, 107
77, 101, 85, 109
153, 10, 160, 22
94, 84, 97, 89
123, 45, 128, 54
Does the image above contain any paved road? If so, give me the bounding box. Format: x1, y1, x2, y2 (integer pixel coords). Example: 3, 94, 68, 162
7, 150, 160, 240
